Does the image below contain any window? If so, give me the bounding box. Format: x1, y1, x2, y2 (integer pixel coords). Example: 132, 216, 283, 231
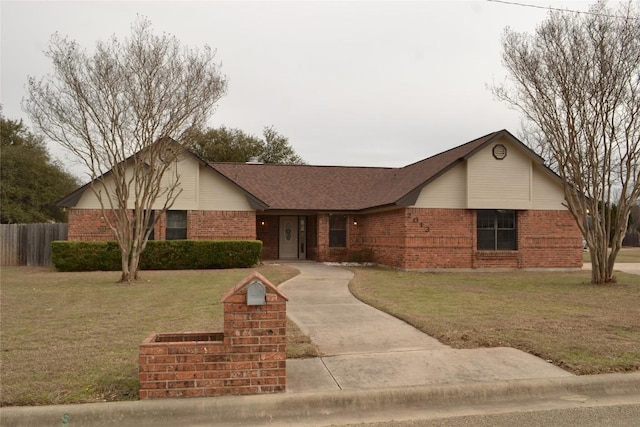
329, 214, 347, 248
166, 210, 187, 240
477, 210, 516, 250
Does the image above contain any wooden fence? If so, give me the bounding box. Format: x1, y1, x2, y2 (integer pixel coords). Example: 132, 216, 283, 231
0, 223, 68, 266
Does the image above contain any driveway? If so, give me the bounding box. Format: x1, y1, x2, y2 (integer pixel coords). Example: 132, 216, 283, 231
282, 262, 572, 393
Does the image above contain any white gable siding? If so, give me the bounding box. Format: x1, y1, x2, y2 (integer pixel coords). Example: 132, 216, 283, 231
74, 154, 252, 211
466, 138, 532, 209
74, 181, 114, 209
532, 167, 566, 209
75, 155, 199, 210
411, 137, 568, 211
413, 163, 466, 208
156, 154, 198, 210
198, 166, 253, 211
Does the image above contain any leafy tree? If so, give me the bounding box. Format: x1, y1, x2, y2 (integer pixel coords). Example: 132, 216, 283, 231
23, 17, 227, 282
189, 125, 305, 164
493, 1, 640, 284
188, 126, 263, 162
0, 114, 78, 223
260, 126, 305, 164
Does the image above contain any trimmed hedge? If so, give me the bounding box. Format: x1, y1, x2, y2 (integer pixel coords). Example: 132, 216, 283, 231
51, 240, 263, 272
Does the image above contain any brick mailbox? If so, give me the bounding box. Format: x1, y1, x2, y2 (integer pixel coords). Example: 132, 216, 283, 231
139, 272, 288, 399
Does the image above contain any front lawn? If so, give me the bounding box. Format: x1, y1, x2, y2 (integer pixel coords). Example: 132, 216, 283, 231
582, 246, 640, 263
0, 265, 305, 406
349, 268, 640, 376
3, 263, 638, 406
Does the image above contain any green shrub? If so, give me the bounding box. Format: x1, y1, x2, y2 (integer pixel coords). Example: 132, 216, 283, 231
51, 240, 262, 271
51, 241, 121, 271
347, 248, 375, 263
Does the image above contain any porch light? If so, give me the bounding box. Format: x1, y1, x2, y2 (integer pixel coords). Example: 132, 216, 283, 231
260, 220, 266, 226
353, 219, 358, 226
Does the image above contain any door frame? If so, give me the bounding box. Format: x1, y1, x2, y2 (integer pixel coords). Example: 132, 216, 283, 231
278, 215, 307, 260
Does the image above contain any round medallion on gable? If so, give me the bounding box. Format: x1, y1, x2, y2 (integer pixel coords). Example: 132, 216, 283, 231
492, 144, 507, 160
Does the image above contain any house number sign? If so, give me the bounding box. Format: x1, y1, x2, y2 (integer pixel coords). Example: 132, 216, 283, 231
406, 212, 430, 233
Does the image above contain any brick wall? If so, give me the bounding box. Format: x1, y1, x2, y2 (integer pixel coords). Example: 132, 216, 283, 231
355, 210, 407, 267
256, 215, 278, 260
403, 208, 474, 269
73, 207, 582, 269
516, 210, 583, 268
306, 216, 318, 260
139, 272, 287, 399
67, 209, 116, 241
188, 210, 256, 240
351, 208, 581, 270
316, 214, 330, 261
68, 209, 256, 241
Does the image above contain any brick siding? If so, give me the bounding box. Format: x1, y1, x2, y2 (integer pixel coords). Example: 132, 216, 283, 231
188, 210, 256, 240
139, 272, 287, 399
68, 209, 256, 241
67, 209, 117, 241
70, 207, 582, 269
342, 208, 581, 269
256, 216, 279, 260
354, 210, 407, 267
515, 210, 583, 268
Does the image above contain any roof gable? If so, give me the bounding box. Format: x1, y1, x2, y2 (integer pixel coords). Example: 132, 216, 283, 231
59, 129, 558, 212
210, 130, 516, 211
57, 138, 268, 210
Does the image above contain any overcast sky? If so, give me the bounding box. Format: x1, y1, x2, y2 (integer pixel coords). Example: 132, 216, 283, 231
1, 0, 600, 177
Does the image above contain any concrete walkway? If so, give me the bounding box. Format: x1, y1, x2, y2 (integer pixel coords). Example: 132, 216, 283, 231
281, 262, 573, 393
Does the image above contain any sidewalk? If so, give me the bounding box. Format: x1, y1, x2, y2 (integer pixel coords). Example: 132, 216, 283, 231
281, 262, 572, 392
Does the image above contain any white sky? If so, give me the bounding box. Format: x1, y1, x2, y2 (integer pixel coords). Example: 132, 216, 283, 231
1, 0, 598, 177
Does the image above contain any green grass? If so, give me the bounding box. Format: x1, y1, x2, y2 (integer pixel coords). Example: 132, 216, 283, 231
583, 247, 640, 263
349, 268, 640, 376
0, 265, 307, 406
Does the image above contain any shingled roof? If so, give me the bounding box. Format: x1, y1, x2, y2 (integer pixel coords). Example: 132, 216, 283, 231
59, 129, 536, 211
210, 129, 514, 211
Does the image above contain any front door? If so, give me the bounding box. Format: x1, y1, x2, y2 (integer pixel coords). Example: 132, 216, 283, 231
279, 216, 298, 259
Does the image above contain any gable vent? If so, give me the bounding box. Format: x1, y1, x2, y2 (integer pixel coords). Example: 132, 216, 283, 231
492, 144, 507, 160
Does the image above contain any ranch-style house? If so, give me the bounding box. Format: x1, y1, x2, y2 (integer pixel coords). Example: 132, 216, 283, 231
58, 129, 583, 269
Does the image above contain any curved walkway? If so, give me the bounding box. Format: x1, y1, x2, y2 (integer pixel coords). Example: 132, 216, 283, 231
282, 262, 572, 393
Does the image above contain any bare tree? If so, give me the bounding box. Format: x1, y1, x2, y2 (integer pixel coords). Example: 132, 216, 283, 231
631, 202, 640, 233
493, 1, 640, 284
24, 17, 227, 281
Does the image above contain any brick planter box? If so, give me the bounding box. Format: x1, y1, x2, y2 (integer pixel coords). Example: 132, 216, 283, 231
139, 272, 288, 399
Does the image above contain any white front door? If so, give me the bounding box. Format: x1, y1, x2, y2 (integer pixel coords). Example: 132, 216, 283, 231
279, 216, 298, 259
